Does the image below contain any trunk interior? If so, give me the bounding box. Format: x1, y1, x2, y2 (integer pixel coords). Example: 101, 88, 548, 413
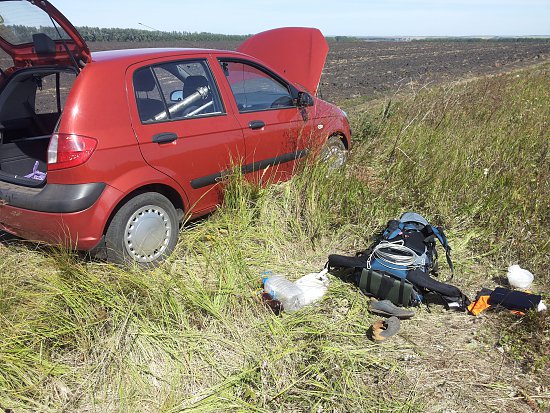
0, 67, 76, 187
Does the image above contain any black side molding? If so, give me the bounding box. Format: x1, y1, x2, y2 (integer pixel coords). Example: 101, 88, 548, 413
0, 182, 106, 213
241, 149, 307, 174
190, 149, 308, 189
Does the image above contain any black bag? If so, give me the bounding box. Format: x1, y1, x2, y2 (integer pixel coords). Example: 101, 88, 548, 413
488, 287, 541, 312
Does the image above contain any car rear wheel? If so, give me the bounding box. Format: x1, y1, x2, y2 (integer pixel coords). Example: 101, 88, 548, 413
320, 136, 347, 170
105, 192, 179, 266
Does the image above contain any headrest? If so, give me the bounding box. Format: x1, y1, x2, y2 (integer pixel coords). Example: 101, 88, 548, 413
134, 69, 157, 92
33, 33, 56, 56
183, 75, 209, 98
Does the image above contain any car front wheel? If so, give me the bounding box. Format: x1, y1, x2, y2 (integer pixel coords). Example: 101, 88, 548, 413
105, 192, 179, 266
320, 135, 347, 170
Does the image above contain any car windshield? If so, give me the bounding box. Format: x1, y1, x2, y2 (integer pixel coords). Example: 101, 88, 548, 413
0, 1, 71, 45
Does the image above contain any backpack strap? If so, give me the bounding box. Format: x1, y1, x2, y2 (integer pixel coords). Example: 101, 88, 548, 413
429, 226, 454, 280
328, 254, 368, 270
406, 268, 469, 310
382, 219, 401, 240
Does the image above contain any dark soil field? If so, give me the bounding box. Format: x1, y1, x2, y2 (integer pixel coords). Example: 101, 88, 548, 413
88, 39, 550, 102
323, 40, 550, 101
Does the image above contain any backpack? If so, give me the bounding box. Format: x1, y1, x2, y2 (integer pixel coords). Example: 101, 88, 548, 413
328, 212, 470, 310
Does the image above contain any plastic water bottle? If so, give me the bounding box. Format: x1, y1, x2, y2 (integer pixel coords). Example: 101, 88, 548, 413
262, 273, 305, 312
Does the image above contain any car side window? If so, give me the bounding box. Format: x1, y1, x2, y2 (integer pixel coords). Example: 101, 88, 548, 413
133, 60, 223, 124
133, 67, 167, 123
219, 61, 294, 113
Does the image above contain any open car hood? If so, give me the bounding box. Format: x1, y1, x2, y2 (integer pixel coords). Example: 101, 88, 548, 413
237, 27, 328, 95
0, 0, 90, 73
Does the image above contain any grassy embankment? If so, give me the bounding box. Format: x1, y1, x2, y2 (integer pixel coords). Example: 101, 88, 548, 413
1, 63, 549, 412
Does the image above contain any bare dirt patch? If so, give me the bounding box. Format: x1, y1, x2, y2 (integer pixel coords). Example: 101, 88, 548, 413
393, 307, 548, 413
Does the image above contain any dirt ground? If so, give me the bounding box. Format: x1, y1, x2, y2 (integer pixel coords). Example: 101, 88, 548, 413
392, 306, 547, 412
321, 40, 550, 102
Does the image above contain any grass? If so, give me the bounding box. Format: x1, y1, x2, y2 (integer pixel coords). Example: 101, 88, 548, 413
1, 62, 549, 412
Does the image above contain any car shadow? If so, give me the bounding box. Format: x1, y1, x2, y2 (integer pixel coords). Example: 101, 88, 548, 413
0, 229, 30, 245
0, 212, 216, 265
0, 229, 62, 256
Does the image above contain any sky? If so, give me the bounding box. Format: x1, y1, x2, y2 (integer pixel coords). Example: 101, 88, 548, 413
49, 0, 550, 37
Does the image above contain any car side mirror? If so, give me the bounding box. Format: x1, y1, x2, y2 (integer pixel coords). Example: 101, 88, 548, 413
170, 90, 183, 102
297, 91, 314, 107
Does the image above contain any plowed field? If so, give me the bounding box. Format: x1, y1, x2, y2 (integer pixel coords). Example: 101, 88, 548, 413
322, 40, 550, 101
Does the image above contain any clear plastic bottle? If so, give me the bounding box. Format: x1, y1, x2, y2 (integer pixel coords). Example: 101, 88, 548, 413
262, 273, 305, 312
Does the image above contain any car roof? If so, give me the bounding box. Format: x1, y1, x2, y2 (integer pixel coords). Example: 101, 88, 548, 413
91, 48, 245, 64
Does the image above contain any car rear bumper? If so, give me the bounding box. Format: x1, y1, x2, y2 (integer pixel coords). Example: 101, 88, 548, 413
0, 181, 106, 213
0, 183, 122, 250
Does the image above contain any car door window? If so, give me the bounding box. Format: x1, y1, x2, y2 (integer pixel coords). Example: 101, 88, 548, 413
219, 61, 294, 113
133, 60, 224, 124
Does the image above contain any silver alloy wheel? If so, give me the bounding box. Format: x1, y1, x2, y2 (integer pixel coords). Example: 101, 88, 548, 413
124, 204, 172, 263
320, 136, 347, 170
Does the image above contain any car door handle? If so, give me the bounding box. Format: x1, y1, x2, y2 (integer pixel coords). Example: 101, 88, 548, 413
152, 132, 177, 144
248, 120, 265, 130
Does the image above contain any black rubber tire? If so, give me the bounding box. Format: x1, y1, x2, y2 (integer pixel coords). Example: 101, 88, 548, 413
105, 192, 179, 266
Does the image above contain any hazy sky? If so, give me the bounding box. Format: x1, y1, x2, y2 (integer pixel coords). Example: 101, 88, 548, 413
50, 0, 550, 37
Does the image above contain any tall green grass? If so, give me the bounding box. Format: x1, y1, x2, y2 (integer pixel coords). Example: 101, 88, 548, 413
351, 64, 550, 281
1, 63, 548, 412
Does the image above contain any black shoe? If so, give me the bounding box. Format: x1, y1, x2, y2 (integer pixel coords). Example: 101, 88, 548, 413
369, 299, 415, 319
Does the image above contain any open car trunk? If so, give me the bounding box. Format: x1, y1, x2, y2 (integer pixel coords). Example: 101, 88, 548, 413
0, 67, 76, 187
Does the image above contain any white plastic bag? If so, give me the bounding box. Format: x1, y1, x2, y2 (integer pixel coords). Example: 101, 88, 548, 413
507, 264, 534, 290
294, 269, 329, 305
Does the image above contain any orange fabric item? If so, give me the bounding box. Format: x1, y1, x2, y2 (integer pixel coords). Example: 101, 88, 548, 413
511, 310, 526, 316
468, 295, 491, 315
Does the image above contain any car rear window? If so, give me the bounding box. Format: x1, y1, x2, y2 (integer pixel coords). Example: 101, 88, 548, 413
0, 1, 72, 45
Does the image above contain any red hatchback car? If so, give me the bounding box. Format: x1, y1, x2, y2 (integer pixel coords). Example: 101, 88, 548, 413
0, 0, 351, 265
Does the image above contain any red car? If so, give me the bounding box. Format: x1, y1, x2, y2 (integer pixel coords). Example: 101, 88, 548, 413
0, 0, 351, 265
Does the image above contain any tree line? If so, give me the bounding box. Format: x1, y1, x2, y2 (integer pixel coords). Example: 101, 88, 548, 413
4, 24, 248, 43
76, 26, 248, 42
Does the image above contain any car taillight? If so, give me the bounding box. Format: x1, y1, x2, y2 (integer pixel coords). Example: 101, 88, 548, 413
47, 133, 97, 171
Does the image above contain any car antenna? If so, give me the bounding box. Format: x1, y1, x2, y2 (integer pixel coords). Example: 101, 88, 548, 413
138, 22, 163, 32
47, 14, 82, 73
